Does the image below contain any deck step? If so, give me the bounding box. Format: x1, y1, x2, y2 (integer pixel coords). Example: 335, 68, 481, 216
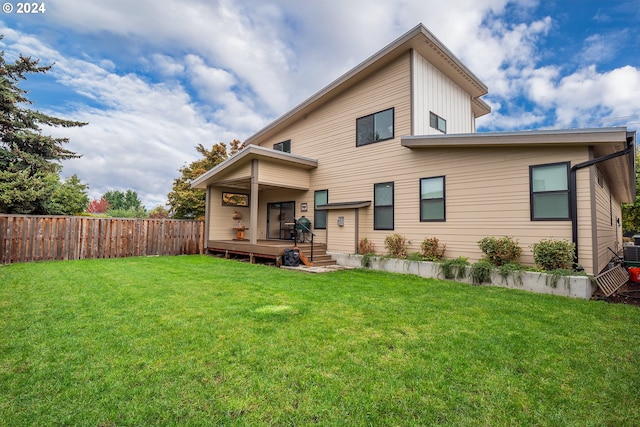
293, 245, 336, 267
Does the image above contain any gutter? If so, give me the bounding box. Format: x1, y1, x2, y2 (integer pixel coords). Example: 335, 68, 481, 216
570, 133, 635, 268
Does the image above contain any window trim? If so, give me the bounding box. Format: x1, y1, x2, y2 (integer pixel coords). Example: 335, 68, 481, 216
419, 176, 446, 222
529, 161, 571, 221
374, 182, 394, 230
314, 189, 328, 230
429, 112, 446, 134
356, 108, 395, 147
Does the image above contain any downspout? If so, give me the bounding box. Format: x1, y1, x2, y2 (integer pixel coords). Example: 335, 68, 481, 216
570, 134, 635, 267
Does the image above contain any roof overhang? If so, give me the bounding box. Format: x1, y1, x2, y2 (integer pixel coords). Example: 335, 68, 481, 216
402, 127, 636, 203
244, 23, 490, 146
190, 145, 318, 190
316, 201, 372, 210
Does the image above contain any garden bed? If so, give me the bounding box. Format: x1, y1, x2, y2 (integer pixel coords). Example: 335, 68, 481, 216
330, 253, 596, 299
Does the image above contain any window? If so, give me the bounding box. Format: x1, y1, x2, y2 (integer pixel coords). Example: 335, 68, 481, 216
314, 190, 328, 230
429, 112, 446, 133
273, 140, 291, 153
530, 162, 570, 220
374, 182, 394, 230
356, 108, 394, 146
420, 176, 445, 221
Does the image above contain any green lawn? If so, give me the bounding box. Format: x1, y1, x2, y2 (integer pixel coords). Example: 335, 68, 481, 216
1, 255, 639, 426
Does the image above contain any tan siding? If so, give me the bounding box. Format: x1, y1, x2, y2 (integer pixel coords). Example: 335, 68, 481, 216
593, 167, 622, 273
216, 163, 251, 183
412, 51, 474, 135
259, 160, 310, 189
208, 187, 251, 240
326, 210, 357, 253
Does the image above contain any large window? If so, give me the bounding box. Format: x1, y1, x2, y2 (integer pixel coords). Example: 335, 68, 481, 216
356, 108, 394, 146
429, 112, 446, 133
420, 176, 445, 221
530, 162, 570, 220
374, 182, 394, 230
314, 190, 328, 229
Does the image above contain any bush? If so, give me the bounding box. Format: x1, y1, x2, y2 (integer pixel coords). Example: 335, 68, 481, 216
439, 257, 469, 280
384, 234, 408, 259
470, 260, 493, 284
533, 239, 575, 271
358, 238, 376, 255
420, 237, 446, 261
407, 252, 425, 261
478, 236, 522, 266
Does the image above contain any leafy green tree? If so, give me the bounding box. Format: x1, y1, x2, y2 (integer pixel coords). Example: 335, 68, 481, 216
45, 174, 90, 215
167, 140, 244, 219
622, 152, 640, 234
0, 45, 87, 214
103, 189, 145, 217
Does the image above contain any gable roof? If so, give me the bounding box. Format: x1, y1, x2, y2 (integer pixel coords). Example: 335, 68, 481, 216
244, 23, 490, 147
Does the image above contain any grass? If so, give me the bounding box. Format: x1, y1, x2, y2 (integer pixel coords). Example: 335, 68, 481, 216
1, 255, 639, 426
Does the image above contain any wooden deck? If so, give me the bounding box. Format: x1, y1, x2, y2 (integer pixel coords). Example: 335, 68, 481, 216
206, 239, 330, 265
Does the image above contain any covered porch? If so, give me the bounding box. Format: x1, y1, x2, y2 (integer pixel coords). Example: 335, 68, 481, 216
191, 145, 327, 265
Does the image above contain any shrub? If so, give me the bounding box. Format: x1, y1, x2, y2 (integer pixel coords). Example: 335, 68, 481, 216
470, 260, 493, 284
478, 236, 522, 266
439, 257, 469, 280
420, 237, 446, 261
533, 239, 575, 271
384, 234, 408, 259
407, 252, 425, 261
358, 238, 376, 255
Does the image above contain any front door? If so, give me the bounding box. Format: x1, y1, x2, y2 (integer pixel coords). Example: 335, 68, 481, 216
267, 202, 295, 240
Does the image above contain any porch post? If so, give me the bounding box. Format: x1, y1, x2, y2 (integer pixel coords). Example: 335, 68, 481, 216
250, 159, 259, 244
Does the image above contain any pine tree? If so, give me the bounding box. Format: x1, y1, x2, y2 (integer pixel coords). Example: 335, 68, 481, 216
0, 45, 87, 213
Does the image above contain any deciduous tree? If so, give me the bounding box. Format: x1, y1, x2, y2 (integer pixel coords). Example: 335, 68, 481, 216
167, 140, 244, 219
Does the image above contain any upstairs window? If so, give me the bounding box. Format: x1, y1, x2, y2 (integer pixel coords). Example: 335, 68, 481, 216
420, 176, 445, 221
429, 112, 446, 134
530, 162, 570, 220
273, 140, 291, 153
356, 108, 394, 146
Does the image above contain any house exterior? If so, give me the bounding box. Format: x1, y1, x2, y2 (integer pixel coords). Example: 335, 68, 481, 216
192, 23, 636, 275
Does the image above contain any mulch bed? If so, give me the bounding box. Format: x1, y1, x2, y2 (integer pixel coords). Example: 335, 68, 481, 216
594, 281, 640, 307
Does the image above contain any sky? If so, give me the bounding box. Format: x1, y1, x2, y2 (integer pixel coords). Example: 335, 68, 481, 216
1, 0, 639, 209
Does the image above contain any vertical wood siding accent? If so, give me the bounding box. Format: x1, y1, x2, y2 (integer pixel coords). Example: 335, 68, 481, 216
0, 215, 204, 264
412, 50, 474, 135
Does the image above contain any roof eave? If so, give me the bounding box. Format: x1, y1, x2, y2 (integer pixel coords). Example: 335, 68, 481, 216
190, 145, 318, 189
401, 127, 630, 148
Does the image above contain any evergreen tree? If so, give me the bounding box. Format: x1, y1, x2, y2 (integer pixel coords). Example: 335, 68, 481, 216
0, 44, 87, 213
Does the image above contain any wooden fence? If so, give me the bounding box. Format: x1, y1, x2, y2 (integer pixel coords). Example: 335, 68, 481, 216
0, 215, 205, 264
